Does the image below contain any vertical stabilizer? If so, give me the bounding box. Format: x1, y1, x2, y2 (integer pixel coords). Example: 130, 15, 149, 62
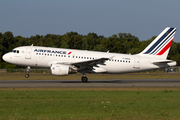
139, 27, 176, 59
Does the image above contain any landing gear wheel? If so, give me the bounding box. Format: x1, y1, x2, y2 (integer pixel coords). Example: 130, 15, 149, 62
81, 76, 88, 83
25, 66, 31, 78
25, 74, 29, 78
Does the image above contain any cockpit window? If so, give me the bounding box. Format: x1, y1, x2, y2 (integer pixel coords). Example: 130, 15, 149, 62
11, 50, 16, 53
11, 50, 19, 53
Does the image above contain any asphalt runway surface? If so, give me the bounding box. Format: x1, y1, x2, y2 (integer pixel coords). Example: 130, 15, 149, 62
0, 79, 180, 88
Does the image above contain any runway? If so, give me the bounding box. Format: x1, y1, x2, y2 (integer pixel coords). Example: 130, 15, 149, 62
0, 79, 180, 88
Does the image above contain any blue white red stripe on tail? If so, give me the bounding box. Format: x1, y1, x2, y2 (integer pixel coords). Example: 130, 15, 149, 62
140, 27, 176, 57
156, 39, 173, 55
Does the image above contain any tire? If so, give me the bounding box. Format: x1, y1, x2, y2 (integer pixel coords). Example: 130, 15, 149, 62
25, 74, 29, 78
81, 76, 88, 83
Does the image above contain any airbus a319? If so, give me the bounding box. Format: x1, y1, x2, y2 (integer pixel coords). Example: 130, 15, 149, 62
2, 27, 177, 82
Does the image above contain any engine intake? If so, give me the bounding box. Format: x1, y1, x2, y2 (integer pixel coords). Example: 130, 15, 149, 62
50, 64, 69, 76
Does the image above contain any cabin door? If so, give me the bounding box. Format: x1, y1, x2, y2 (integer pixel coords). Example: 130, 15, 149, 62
25, 48, 32, 59
134, 57, 140, 69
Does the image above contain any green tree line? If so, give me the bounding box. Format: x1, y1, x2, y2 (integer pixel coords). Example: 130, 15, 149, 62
0, 31, 180, 69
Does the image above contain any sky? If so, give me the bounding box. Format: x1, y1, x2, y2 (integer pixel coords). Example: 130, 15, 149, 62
0, 0, 180, 42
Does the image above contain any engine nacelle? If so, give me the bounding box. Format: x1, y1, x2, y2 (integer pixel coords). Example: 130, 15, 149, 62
50, 64, 69, 76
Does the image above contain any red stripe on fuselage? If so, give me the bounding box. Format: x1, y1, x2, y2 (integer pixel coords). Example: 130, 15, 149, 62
156, 39, 173, 55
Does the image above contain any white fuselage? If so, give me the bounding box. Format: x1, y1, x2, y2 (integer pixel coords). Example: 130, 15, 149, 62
2, 46, 176, 74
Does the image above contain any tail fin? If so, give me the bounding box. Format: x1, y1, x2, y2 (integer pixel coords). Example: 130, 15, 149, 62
139, 27, 176, 59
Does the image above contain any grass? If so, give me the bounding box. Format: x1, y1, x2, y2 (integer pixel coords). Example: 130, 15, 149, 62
0, 72, 180, 80
0, 72, 180, 119
0, 89, 180, 120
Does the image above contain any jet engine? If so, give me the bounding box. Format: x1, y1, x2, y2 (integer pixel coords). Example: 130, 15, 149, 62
50, 64, 70, 76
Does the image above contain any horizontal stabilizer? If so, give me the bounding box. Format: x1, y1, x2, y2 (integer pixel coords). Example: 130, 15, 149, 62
152, 60, 175, 64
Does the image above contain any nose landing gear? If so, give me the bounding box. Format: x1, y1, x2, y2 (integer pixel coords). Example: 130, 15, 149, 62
25, 74, 29, 78
25, 66, 31, 78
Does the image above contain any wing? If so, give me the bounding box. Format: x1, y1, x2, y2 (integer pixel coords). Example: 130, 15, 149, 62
71, 57, 111, 73
53, 56, 113, 72
55, 57, 110, 66
72, 57, 108, 68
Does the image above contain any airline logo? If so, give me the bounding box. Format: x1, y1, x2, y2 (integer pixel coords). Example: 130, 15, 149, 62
68, 52, 72, 55
143, 27, 176, 55
34, 49, 67, 54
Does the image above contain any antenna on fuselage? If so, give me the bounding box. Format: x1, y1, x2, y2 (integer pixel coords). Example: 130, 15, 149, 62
31, 44, 33, 46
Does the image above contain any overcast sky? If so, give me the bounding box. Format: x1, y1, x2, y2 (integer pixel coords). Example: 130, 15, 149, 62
0, 0, 180, 42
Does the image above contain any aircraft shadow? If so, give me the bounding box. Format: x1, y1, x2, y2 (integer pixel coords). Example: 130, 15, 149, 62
0, 79, 180, 84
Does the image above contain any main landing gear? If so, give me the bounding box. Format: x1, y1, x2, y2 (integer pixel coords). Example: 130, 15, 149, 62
80, 71, 88, 83
25, 66, 31, 78
81, 76, 88, 83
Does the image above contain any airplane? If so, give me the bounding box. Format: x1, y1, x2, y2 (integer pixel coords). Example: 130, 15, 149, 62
2, 27, 177, 82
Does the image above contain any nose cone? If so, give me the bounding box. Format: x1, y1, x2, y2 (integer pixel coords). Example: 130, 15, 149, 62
2, 54, 8, 62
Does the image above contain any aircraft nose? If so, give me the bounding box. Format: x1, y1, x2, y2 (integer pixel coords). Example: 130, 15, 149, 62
2, 54, 8, 62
